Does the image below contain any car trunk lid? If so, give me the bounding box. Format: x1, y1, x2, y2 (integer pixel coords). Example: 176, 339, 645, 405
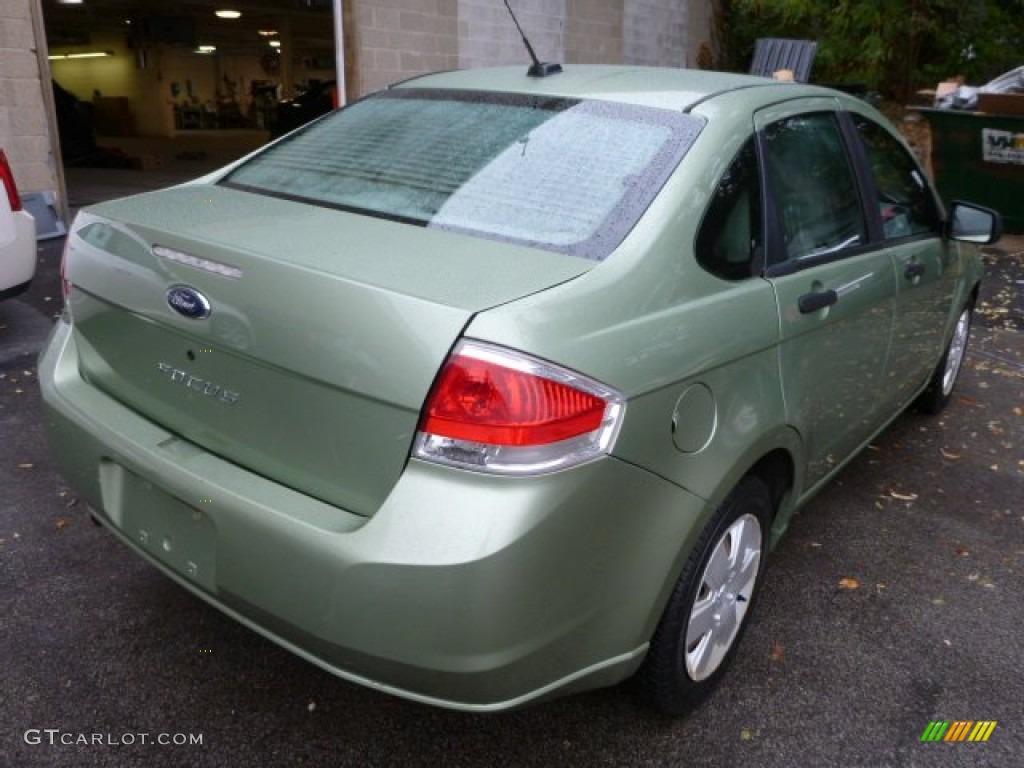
65, 185, 590, 516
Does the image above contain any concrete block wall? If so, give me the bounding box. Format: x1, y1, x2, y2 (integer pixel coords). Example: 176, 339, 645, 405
685, 0, 711, 70
0, 0, 55, 194
352, 0, 709, 98
623, 0, 689, 68
566, 0, 622, 66
458, 0, 565, 70
353, 0, 461, 95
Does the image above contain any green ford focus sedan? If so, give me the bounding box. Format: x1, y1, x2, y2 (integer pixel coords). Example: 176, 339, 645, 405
39, 66, 1000, 714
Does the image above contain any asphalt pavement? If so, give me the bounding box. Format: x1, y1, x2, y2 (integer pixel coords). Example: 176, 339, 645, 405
1, 164, 1021, 767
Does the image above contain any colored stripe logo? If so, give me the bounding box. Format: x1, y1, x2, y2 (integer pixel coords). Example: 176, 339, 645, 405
920, 721, 997, 742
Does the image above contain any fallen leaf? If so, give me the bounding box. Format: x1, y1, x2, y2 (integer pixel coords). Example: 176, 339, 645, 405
307, 701, 316, 713
17, 463, 34, 470
740, 728, 755, 741
770, 641, 786, 662
940, 448, 961, 460
954, 544, 970, 557
55, 519, 68, 531
889, 490, 918, 501
839, 577, 860, 590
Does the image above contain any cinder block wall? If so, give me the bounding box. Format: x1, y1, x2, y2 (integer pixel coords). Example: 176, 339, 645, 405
459, 0, 566, 69
566, 0, 622, 65
623, 0, 688, 67
353, 0, 461, 95
351, 0, 710, 98
0, 0, 56, 194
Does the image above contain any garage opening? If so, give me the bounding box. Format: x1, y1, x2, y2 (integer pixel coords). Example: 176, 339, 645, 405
42, 0, 350, 180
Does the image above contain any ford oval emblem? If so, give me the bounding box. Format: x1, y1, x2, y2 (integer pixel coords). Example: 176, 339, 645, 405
166, 285, 212, 319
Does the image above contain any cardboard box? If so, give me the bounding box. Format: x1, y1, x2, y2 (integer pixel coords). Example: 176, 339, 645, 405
935, 79, 962, 100
977, 92, 1024, 117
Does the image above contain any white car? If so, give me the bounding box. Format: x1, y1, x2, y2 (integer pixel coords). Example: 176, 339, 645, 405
0, 149, 35, 299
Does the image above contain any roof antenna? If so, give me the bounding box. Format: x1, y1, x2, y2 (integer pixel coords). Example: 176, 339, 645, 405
503, 0, 562, 78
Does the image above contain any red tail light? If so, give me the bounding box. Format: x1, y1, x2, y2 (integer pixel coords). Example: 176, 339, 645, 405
0, 150, 23, 212
415, 341, 624, 475
423, 355, 607, 446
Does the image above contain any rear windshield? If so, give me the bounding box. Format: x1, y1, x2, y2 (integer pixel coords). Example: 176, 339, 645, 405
221, 89, 702, 260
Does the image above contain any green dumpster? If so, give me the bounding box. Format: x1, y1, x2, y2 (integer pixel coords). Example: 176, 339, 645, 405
917, 107, 1024, 233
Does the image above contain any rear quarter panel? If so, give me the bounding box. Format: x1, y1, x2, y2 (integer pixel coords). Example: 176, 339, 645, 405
467, 96, 798, 524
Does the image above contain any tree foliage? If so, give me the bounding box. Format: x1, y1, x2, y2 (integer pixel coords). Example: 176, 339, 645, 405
714, 0, 1024, 100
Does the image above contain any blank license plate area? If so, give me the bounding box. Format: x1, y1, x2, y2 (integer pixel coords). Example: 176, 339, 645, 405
104, 462, 217, 591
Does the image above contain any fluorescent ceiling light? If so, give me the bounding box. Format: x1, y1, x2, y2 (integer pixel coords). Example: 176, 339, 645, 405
269, 40, 281, 48
215, 9, 241, 19
258, 30, 279, 37
197, 45, 217, 54
48, 51, 113, 60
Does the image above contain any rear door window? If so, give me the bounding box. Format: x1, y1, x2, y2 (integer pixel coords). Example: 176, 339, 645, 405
761, 112, 866, 265
223, 89, 703, 261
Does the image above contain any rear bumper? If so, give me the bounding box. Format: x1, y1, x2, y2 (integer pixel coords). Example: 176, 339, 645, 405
39, 316, 709, 711
0, 208, 36, 295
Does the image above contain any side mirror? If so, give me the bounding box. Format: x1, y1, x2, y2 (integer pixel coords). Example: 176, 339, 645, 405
947, 201, 1002, 244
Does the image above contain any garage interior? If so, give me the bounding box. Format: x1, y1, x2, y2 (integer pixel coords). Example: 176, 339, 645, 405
42, 0, 344, 171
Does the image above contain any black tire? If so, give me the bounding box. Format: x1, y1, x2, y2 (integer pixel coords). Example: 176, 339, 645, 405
917, 305, 972, 415
636, 475, 773, 716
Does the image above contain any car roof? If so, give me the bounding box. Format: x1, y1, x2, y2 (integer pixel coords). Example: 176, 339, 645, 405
392, 65, 830, 112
